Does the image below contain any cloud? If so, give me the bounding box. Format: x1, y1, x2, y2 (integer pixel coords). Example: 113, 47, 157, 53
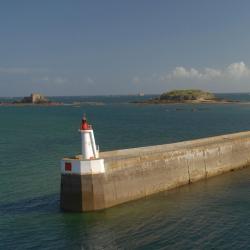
53, 77, 67, 85
0, 67, 47, 75
39, 76, 49, 82
132, 76, 140, 84
162, 61, 250, 81
32, 75, 96, 87
171, 67, 202, 79
0, 67, 32, 74
226, 62, 250, 77
203, 68, 222, 79
31, 76, 68, 85
86, 77, 94, 84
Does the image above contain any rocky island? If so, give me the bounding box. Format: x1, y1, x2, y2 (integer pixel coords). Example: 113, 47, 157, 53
16, 93, 50, 104
0, 93, 63, 106
134, 89, 236, 104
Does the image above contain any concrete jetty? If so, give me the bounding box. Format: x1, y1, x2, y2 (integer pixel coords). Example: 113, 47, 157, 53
60, 119, 250, 212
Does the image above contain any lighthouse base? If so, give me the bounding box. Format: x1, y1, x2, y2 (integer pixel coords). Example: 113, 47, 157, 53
60, 173, 105, 212
60, 157, 105, 212
61, 158, 105, 175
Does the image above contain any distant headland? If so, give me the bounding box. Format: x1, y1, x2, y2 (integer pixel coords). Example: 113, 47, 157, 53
133, 89, 238, 104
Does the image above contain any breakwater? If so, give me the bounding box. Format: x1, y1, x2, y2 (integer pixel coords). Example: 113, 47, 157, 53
60, 131, 250, 212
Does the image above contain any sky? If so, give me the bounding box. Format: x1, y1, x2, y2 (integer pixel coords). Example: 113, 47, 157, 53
1, 0, 250, 96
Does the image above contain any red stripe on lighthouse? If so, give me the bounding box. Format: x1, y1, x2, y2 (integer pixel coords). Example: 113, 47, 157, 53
80, 114, 92, 130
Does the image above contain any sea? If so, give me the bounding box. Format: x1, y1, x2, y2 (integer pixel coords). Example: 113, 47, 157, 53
0, 93, 250, 250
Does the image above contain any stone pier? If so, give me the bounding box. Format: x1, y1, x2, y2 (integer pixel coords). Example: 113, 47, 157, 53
60, 131, 250, 212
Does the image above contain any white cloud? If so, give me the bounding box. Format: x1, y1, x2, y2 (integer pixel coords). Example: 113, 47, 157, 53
163, 61, 250, 81
203, 68, 222, 79
171, 67, 202, 79
226, 62, 250, 77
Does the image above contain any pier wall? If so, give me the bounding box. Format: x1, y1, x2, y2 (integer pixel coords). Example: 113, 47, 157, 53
61, 131, 250, 212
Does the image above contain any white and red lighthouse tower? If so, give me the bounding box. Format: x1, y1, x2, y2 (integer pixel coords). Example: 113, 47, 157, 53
79, 115, 99, 160
61, 115, 104, 175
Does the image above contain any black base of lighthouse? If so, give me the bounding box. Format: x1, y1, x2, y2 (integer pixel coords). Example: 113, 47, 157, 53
60, 173, 105, 212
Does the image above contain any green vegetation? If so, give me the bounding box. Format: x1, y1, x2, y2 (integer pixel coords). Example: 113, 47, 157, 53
159, 89, 215, 101
132, 89, 236, 104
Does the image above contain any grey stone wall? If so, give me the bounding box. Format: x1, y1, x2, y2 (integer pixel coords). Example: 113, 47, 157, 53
61, 131, 250, 212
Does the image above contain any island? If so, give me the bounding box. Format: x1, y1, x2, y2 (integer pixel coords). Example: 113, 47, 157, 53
133, 89, 237, 104
19, 93, 49, 104
0, 93, 63, 106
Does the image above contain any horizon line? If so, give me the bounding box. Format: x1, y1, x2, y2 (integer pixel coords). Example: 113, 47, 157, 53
1, 91, 250, 98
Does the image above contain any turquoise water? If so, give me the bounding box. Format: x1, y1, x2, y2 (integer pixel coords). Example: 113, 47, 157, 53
1, 95, 250, 249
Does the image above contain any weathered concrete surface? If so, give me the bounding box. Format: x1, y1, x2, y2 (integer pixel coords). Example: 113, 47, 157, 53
60, 131, 250, 212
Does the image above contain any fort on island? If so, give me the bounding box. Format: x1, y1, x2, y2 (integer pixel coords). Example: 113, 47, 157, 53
21, 93, 49, 104
60, 115, 250, 212
0, 93, 63, 106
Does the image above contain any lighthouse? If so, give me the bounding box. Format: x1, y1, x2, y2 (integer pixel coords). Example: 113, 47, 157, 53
61, 115, 104, 176
79, 115, 99, 160
60, 115, 105, 211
